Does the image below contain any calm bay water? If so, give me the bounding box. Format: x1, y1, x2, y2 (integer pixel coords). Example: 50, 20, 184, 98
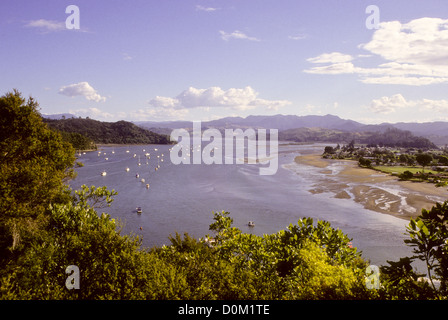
71, 143, 418, 268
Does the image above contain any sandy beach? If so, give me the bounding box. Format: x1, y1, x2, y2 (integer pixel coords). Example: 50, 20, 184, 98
294, 153, 448, 220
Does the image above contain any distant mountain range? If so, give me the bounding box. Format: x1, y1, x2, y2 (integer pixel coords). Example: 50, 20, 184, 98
134, 114, 363, 132
42, 113, 448, 147
134, 114, 448, 146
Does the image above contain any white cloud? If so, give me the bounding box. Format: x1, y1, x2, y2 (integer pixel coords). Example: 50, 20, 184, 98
288, 34, 307, 41
122, 52, 133, 61
129, 107, 190, 121
149, 96, 180, 109
248, 98, 290, 111
196, 5, 219, 12
305, 17, 448, 85
219, 30, 260, 42
419, 98, 448, 112
71, 106, 189, 122
305, 62, 357, 75
304, 104, 319, 113
360, 76, 448, 86
70, 107, 114, 119
369, 94, 411, 114
59, 82, 106, 102
25, 19, 66, 32
307, 52, 353, 64
148, 86, 290, 111
361, 18, 448, 67
368, 94, 448, 115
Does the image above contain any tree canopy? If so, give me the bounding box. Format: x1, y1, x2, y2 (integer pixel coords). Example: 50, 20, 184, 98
0, 90, 76, 262
416, 153, 433, 171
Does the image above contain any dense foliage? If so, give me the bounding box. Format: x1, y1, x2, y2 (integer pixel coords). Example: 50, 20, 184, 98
0, 90, 76, 265
59, 131, 97, 151
379, 201, 448, 299
44, 117, 172, 145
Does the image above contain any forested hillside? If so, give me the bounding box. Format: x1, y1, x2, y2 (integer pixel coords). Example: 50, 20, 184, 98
279, 127, 437, 149
364, 128, 437, 149
44, 118, 172, 145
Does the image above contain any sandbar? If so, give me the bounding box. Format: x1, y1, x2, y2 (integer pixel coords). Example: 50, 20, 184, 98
294, 154, 448, 220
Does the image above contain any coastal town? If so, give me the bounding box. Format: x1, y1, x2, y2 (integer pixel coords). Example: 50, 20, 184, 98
322, 141, 448, 187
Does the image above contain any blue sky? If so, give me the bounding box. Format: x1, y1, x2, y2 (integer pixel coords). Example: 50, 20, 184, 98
1, 0, 448, 124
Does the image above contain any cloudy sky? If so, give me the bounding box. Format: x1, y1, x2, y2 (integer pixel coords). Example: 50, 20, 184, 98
1, 0, 448, 124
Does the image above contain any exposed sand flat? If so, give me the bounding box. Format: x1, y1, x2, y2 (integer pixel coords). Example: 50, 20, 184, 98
294, 154, 448, 220
294, 154, 333, 168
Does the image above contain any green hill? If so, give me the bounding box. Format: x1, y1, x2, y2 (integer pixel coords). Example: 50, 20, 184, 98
43, 118, 171, 145
278, 127, 370, 143
279, 127, 437, 149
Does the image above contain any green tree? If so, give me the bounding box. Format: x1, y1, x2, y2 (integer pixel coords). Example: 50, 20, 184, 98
358, 157, 372, 168
437, 155, 448, 166
405, 201, 448, 295
381, 201, 448, 299
416, 153, 433, 173
2, 185, 188, 299
379, 257, 433, 299
347, 139, 355, 151
59, 131, 97, 151
399, 154, 408, 164
324, 146, 335, 154
0, 90, 76, 264
205, 212, 373, 299
399, 170, 414, 181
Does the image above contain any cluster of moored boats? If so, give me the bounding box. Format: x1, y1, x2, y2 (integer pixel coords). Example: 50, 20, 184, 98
75, 147, 168, 215
96, 147, 165, 180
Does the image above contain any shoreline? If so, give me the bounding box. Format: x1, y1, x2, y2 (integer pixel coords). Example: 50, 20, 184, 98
294, 153, 448, 220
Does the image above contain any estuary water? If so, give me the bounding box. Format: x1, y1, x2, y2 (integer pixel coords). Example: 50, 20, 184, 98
71, 143, 419, 268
